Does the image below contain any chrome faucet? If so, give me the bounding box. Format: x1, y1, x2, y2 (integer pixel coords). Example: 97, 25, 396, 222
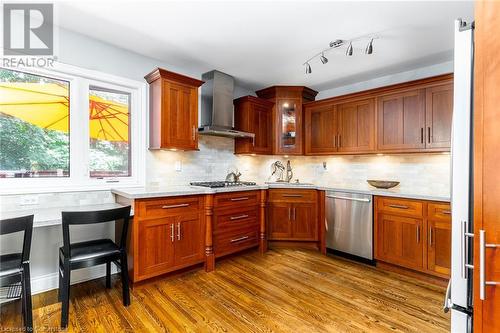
285, 160, 293, 183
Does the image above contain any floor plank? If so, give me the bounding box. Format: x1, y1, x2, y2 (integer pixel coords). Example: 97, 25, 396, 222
0, 249, 450, 332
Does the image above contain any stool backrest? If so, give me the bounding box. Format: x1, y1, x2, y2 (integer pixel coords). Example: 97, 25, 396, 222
61, 206, 131, 256
0, 215, 34, 263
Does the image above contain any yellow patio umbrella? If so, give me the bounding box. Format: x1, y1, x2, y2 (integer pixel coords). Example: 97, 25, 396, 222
0, 82, 129, 142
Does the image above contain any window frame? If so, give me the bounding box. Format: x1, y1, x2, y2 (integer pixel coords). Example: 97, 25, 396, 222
0, 62, 146, 194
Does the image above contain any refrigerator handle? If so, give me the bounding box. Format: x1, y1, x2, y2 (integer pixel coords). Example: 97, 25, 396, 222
443, 279, 452, 313
461, 220, 475, 279
479, 230, 500, 300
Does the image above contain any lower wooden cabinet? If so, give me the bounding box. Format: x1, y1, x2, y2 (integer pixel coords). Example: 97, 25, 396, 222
374, 196, 451, 278
267, 189, 318, 242
131, 195, 205, 282
213, 191, 261, 257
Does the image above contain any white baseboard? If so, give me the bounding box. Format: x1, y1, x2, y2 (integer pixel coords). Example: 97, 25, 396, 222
31, 263, 119, 295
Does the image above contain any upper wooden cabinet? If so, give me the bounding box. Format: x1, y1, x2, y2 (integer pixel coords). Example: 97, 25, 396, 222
377, 89, 426, 151
304, 104, 337, 155
337, 98, 376, 153
256, 86, 318, 155
303, 74, 453, 155
234, 96, 274, 155
425, 84, 454, 149
145, 68, 204, 151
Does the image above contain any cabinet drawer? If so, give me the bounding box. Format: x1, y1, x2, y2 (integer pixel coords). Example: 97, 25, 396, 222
268, 189, 317, 203
137, 196, 201, 218
214, 207, 258, 232
214, 191, 259, 209
427, 203, 452, 221
214, 226, 259, 257
376, 197, 423, 217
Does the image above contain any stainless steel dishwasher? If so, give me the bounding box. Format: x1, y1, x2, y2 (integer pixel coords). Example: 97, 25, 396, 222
325, 191, 373, 260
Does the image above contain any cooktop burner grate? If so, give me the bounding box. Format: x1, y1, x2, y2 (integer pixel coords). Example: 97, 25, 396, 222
189, 181, 257, 188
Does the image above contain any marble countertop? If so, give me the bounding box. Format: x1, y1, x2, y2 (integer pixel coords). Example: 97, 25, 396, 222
0, 203, 133, 228
112, 182, 450, 202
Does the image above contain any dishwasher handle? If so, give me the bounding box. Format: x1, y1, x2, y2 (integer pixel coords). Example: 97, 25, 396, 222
326, 195, 371, 203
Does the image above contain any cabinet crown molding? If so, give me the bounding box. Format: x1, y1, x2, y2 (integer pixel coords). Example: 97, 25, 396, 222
145, 67, 205, 87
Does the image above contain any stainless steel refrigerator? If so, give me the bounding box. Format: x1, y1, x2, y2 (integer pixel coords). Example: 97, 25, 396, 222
444, 18, 474, 332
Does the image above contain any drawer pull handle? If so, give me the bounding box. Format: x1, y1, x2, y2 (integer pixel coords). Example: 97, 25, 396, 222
442, 210, 451, 215
388, 204, 409, 209
170, 224, 174, 242
230, 214, 249, 221
162, 203, 189, 209
230, 197, 249, 201
230, 236, 250, 243
282, 194, 303, 198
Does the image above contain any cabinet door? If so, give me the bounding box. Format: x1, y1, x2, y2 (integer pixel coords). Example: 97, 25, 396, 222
253, 103, 273, 154
291, 203, 318, 240
427, 219, 451, 276
268, 202, 292, 239
376, 213, 424, 270
137, 217, 175, 277
337, 99, 376, 153
162, 81, 197, 150
425, 84, 453, 149
377, 90, 426, 151
276, 98, 303, 155
304, 104, 337, 154
173, 212, 205, 267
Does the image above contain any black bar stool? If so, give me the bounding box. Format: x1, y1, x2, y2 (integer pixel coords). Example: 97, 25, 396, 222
59, 206, 131, 328
0, 215, 34, 332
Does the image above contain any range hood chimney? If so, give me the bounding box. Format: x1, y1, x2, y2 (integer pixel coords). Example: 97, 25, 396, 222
199, 70, 255, 139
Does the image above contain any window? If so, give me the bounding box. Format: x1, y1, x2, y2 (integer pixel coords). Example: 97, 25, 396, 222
89, 87, 131, 178
0, 69, 70, 178
0, 63, 146, 194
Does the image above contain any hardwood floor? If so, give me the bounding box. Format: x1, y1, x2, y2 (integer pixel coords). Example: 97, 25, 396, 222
0, 249, 450, 332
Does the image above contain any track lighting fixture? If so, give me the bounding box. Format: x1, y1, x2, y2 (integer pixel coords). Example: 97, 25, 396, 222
302, 35, 379, 74
305, 62, 312, 74
365, 38, 373, 54
346, 42, 353, 56
320, 53, 328, 64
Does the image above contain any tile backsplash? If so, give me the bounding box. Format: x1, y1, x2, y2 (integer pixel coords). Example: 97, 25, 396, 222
148, 136, 451, 194
1, 136, 450, 212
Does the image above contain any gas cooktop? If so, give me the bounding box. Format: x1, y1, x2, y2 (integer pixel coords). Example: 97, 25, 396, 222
189, 181, 257, 188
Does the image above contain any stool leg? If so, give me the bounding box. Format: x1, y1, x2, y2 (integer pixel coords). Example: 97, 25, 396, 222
61, 261, 71, 328
120, 252, 130, 306
22, 264, 33, 332
106, 261, 111, 289
58, 264, 63, 302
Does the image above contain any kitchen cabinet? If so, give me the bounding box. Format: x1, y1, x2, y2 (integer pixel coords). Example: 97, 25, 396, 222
374, 196, 451, 278
304, 104, 337, 154
234, 96, 274, 155
213, 191, 261, 258
303, 74, 453, 155
130, 195, 205, 282
145, 68, 204, 151
256, 86, 318, 155
376, 213, 424, 270
425, 84, 454, 149
337, 98, 376, 153
267, 189, 318, 242
377, 89, 426, 151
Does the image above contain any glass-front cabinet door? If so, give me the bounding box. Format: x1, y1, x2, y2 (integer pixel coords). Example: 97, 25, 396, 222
277, 98, 302, 154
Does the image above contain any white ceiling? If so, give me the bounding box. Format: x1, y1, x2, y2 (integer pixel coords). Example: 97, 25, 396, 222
56, 1, 474, 91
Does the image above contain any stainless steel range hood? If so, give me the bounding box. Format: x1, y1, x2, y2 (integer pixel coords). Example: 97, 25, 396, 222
199, 70, 255, 139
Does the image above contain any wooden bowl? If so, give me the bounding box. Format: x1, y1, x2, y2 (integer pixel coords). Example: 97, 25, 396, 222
367, 180, 400, 189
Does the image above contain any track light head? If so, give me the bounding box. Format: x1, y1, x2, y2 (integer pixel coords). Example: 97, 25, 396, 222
320, 53, 328, 64
305, 62, 312, 74
365, 38, 373, 54
346, 42, 353, 56
329, 39, 344, 48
